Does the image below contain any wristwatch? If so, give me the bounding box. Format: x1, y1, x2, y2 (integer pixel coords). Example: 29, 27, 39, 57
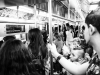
56, 55, 62, 61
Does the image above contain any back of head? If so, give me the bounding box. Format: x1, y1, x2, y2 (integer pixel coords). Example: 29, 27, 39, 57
56, 33, 62, 41
28, 28, 44, 57
3, 35, 16, 42
0, 39, 37, 75
85, 8, 100, 33
66, 23, 69, 27
42, 31, 48, 44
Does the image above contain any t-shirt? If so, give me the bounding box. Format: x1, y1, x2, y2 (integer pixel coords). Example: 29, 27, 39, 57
66, 31, 73, 42
86, 53, 100, 75
55, 40, 63, 53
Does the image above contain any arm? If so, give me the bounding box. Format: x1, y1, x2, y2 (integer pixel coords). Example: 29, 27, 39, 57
49, 43, 89, 75
54, 53, 89, 75
58, 55, 89, 75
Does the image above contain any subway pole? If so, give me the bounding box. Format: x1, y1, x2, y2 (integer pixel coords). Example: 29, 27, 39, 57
68, 0, 70, 20
48, 0, 53, 75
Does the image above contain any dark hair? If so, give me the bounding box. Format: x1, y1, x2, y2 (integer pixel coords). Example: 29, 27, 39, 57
82, 26, 85, 30
28, 28, 48, 59
86, 46, 93, 57
0, 39, 39, 75
28, 28, 48, 75
28, 28, 44, 57
85, 9, 100, 33
42, 31, 48, 44
66, 23, 70, 27
0, 40, 3, 48
3, 35, 16, 42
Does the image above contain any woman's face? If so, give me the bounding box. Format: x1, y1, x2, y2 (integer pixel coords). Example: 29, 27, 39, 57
83, 24, 91, 44
70, 50, 80, 62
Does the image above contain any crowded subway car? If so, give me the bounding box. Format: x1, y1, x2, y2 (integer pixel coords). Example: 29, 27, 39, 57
0, 0, 100, 75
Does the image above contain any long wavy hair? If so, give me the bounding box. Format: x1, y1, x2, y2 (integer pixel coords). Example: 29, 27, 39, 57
28, 28, 44, 58
0, 39, 39, 75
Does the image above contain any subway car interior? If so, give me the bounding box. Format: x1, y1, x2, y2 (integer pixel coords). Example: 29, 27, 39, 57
0, 0, 100, 75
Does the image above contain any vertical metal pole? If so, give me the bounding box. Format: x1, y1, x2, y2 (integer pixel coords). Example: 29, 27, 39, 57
75, 10, 76, 26
48, 0, 53, 75
34, 4, 37, 28
68, 0, 70, 20
0, 0, 5, 8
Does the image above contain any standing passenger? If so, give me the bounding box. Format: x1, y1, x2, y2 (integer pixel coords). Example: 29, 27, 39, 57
49, 8, 100, 75
0, 39, 40, 75
28, 28, 48, 75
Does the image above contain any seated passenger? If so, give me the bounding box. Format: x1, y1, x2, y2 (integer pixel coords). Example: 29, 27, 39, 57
0, 39, 40, 75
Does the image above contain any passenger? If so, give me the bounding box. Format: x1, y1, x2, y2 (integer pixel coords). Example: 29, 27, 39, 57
42, 31, 48, 45
66, 25, 74, 47
3, 35, 16, 42
49, 8, 100, 75
85, 46, 94, 61
63, 24, 67, 43
42, 31, 48, 59
54, 33, 63, 53
0, 39, 40, 75
74, 26, 78, 38
28, 28, 48, 75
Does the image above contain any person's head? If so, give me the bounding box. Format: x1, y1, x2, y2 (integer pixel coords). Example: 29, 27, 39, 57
66, 23, 70, 30
28, 28, 47, 59
66, 23, 70, 27
42, 31, 48, 44
0, 39, 37, 75
28, 28, 44, 56
84, 8, 100, 44
28, 28, 43, 45
3, 35, 16, 42
70, 49, 84, 62
86, 46, 93, 58
82, 26, 85, 31
56, 33, 62, 41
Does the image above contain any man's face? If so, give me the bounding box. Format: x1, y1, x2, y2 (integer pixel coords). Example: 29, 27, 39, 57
83, 24, 91, 44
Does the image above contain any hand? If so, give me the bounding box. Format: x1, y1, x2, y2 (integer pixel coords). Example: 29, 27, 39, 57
47, 43, 59, 58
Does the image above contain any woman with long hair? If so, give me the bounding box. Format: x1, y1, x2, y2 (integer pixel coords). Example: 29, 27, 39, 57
28, 28, 48, 75
0, 39, 39, 75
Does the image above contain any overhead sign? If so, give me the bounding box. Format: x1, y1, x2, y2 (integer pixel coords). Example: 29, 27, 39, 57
6, 25, 25, 34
